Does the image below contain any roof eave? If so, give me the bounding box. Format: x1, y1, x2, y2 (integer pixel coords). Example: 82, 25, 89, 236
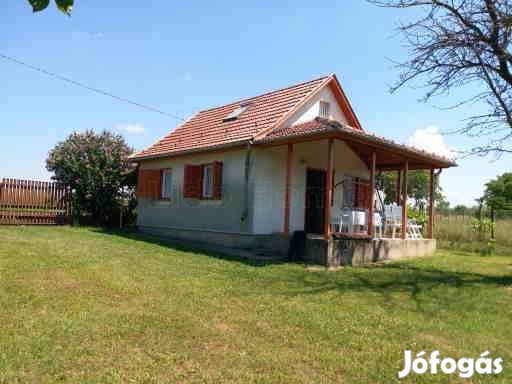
255, 123, 457, 169
129, 139, 252, 162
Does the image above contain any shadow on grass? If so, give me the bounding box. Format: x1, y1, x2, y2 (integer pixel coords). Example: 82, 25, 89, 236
93, 228, 512, 313
92, 228, 286, 267
272, 262, 512, 313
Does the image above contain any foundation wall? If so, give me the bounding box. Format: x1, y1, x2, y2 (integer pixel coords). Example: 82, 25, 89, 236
302, 238, 437, 267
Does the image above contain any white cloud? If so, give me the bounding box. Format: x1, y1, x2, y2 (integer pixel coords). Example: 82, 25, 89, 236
407, 126, 456, 160
115, 123, 145, 135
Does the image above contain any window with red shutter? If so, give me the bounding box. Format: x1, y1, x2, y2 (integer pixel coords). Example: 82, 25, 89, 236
183, 162, 223, 200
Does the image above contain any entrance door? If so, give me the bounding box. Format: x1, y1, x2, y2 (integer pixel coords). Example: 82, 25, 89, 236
305, 169, 326, 234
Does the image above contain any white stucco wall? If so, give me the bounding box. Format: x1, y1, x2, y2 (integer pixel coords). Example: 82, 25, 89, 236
252, 140, 370, 234
137, 148, 254, 233
284, 86, 348, 127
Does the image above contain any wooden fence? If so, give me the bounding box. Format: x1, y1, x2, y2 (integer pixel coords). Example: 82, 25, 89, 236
0, 178, 72, 225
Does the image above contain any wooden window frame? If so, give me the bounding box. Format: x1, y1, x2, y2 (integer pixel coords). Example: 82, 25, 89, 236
160, 168, 173, 201
201, 164, 214, 199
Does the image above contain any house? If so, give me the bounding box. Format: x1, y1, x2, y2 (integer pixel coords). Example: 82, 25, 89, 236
130, 74, 456, 266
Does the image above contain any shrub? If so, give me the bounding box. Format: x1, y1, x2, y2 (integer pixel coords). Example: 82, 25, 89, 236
46, 130, 137, 226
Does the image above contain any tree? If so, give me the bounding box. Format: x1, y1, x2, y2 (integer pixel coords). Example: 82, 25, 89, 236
483, 172, 512, 237
436, 195, 451, 214
46, 130, 136, 226
483, 172, 512, 209
27, 0, 73, 15
376, 170, 444, 209
370, 0, 512, 155
452, 204, 470, 215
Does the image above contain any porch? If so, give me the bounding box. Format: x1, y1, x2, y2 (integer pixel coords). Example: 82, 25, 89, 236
256, 118, 454, 266
257, 118, 455, 242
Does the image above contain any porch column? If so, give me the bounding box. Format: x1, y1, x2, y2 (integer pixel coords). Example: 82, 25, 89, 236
427, 168, 435, 239
283, 143, 293, 234
401, 161, 409, 239
396, 170, 402, 205
368, 152, 376, 237
324, 138, 334, 239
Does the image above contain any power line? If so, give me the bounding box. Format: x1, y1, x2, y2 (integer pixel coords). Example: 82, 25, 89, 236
0, 53, 185, 121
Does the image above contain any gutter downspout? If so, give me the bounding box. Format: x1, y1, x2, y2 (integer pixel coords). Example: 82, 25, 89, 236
241, 141, 253, 223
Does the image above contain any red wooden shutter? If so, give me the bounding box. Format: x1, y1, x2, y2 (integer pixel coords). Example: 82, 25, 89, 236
363, 184, 369, 208
137, 169, 161, 199
137, 169, 146, 198
212, 161, 223, 200
183, 165, 203, 198
355, 180, 370, 208
148, 170, 162, 199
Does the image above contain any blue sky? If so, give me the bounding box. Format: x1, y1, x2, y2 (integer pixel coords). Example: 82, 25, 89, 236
1, 0, 509, 206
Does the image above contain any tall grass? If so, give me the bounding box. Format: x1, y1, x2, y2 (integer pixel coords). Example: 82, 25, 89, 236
435, 214, 512, 254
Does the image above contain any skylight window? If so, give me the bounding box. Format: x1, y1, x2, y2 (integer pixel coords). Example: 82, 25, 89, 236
223, 103, 250, 122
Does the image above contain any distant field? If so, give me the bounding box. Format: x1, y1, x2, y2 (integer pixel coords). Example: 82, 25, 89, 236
0, 226, 511, 383
435, 214, 512, 249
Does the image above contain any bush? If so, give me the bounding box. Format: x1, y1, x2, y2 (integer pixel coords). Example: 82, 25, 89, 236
408, 206, 427, 228
470, 217, 495, 240
46, 130, 137, 227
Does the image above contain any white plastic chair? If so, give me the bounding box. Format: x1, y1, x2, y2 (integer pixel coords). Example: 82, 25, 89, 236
408, 219, 423, 239
330, 214, 342, 233
352, 209, 368, 233
340, 208, 352, 233
374, 212, 383, 238
384, 204, 402, 239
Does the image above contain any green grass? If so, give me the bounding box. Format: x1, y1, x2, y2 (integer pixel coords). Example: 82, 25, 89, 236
0, 226, 511, 383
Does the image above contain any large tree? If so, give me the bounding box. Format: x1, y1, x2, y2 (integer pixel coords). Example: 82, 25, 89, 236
370, 0, 512, 155
46, 130, 136, 226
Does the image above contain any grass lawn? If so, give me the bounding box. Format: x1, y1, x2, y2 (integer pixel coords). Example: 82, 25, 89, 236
0, 226, 511, 383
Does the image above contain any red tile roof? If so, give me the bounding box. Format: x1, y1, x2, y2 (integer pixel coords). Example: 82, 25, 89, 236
260, 118, 456, 168
263, 118, 334, 139
131, 75, 333, 160
130, 74, 455, 169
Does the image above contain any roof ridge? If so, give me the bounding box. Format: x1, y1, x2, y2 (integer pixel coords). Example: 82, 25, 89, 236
253, 76, 334, 141
198, 74, 331, 113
